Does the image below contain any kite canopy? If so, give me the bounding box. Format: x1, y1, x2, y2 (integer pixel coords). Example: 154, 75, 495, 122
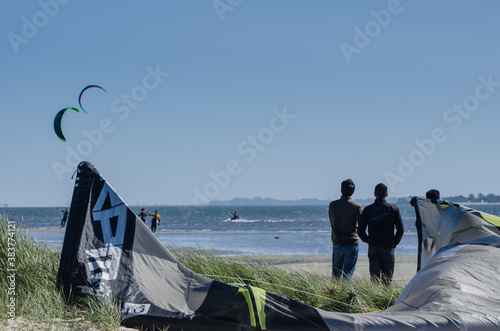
53, 107, 79, 142
57, 163, 500, 330
78, 85, 106, 114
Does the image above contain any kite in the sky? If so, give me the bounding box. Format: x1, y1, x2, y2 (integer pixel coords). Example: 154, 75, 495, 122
53, 107, 79, 142
78, 85, 106, 114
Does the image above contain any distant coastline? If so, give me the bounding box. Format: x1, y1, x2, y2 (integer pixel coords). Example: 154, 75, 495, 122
207, 197, 401, 207
207, 196, 500, 207
206, 197, 376, 207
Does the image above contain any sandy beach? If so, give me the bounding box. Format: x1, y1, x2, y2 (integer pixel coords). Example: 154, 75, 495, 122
230, 254, 417, 286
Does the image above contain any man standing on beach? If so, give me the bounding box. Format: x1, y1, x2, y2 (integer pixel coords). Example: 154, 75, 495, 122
59, 208, 69, 229
328, 179, 363, 280
150, 210, 160, 233
138, 208, 148, 223
358, 183, 404, 284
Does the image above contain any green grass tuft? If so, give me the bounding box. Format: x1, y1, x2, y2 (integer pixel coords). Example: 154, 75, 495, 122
174, 246, 401, 314
0, 216, 120, 330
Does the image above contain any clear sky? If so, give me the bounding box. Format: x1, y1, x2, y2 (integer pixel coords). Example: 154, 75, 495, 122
2, 1, 500, 206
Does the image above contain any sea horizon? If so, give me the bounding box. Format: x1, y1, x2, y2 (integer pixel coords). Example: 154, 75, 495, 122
4, 202, 500, 257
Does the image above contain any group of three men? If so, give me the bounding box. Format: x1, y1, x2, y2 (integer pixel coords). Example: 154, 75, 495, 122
329, 180, 404, 284
329, 180, 441, 284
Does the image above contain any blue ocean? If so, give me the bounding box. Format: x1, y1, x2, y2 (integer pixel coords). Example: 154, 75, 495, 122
3, 203, 500, 256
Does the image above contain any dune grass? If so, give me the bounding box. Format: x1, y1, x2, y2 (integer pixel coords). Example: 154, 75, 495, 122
174, 247, 401, 314
0, 217, 402, 329
0, 216, 121, 330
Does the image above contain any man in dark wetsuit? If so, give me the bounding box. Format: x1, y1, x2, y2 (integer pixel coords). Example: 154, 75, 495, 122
358, 183, 404, 284
328, 179, 363, 280
226, 211, 240, 221
59, 208, 69, 229
138, 208, 148, 223
150, 210, 160, 233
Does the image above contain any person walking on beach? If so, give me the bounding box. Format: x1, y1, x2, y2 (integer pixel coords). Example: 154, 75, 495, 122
58, 208, 69, 229
150, 210, 160, 233
358, 183, 404, 284
328, 179, 363, 280
138, 208, 148, 223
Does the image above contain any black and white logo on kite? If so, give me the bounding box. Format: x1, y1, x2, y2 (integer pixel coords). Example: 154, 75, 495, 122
122, 302, 151, 318
85, 181, 128, 296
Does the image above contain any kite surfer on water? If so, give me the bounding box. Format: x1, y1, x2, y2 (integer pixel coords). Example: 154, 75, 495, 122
227, 211, 240, 221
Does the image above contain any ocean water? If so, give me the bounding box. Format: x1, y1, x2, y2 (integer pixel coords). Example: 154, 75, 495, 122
3, 203, 499, 256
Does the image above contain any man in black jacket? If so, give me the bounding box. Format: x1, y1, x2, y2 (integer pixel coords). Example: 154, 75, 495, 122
329, 179, 363, 280
358, 183, 404, 284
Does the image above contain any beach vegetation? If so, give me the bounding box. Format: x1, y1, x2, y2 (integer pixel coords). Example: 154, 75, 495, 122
174, 246, 401, 314
1, 218, 402, 329
0, 216, 120, 330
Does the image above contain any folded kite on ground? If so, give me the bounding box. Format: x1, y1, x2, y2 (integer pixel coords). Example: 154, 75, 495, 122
57, 161, 500, 330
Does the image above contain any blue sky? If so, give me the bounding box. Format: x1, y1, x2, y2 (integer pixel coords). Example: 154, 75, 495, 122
1, 1, 500, 206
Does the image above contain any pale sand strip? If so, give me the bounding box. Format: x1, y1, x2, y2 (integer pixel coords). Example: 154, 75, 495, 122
229, 254, 418, 286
